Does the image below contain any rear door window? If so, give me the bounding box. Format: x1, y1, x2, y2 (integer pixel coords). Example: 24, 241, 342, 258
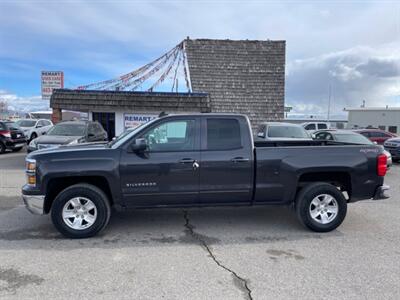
206, 119, 241, 150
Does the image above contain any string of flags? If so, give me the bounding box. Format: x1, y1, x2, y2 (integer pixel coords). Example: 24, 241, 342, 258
76, 41, 191, 93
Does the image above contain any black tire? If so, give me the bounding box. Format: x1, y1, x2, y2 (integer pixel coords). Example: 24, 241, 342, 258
0, 142, 5, 154
30, 133, 37, 142
51, 183, 111, 238
296, 182, 347, 232
12, 147, 23, 152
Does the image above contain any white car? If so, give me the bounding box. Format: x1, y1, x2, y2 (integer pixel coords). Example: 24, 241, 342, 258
16, 119, 53, 141
302, 122, 330, 133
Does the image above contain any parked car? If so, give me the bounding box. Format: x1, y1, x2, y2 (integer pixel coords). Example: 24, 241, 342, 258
256, 122, 311, 141
384, 137, 400, 162
16, 119, 53, 142
28, 120, 107, 152
0, 121, 26, 153
353, 129, 397, 145
313, 129, 392, 167
302, 122, 330, 132
22, 113, 389, 238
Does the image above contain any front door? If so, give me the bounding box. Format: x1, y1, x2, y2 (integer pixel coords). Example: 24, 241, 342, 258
120, 117, 201, 207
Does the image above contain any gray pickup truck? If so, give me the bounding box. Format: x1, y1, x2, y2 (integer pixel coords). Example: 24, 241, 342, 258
22, 113, 389, 238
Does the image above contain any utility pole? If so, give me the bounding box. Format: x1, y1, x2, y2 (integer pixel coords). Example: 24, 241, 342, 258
327, 84, 331, 121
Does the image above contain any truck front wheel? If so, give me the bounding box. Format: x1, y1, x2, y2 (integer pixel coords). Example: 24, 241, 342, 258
296, 182, 347, 232
51, 184, 111, 238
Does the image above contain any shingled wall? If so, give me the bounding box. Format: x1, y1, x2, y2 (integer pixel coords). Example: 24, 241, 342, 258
185, 38, 285, 128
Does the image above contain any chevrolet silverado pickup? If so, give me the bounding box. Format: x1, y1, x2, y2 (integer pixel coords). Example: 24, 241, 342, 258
22, 114, 390, 238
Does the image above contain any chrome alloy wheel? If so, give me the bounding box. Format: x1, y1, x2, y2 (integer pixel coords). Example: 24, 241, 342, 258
309, 194, 338, 224
62, 197, 97, 230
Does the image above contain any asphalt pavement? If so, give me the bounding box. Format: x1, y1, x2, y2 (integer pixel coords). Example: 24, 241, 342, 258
0, 151, 399, 299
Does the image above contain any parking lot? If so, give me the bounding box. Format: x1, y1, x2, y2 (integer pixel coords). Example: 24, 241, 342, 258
0, 150, 399, 299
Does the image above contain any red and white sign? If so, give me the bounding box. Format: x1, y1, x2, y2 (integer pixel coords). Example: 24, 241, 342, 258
41, 71, 64, 100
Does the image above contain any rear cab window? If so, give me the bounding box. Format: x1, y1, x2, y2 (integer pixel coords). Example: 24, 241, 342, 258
206, 118, 242, 150
304, 124, 316, 130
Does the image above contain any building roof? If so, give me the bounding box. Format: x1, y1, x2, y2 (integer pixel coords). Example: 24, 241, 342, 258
345, 107, 400, 111
50, 89, 211, 113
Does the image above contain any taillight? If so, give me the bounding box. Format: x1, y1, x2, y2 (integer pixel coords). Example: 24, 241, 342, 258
1, 130, 11, 138
377, 154, 387, 176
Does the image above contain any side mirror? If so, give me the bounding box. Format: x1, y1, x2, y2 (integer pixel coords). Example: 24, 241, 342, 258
257, 132, 265, 138
131, 138, 147, 152
88, 133, 95, 138
311, 133, 316, 139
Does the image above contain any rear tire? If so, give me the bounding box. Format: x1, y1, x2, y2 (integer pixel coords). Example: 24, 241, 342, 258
51, 183, 111, 238
296, 182, 347, 232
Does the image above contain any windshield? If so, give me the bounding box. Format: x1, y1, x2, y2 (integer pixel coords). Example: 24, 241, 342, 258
16, 120, 37, 127
268, 125, 309, 138
334, 133, 373, 145
47, 123, 86, 136
4, 122, 20, 130
109, 118, 159, 148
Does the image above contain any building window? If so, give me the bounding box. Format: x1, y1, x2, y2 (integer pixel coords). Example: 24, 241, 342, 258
388, 126, 398, 134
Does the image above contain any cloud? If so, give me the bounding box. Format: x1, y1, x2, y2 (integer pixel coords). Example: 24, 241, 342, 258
0, 90, 49, 112
1, 1, 399, 116
286, 43, 400, 116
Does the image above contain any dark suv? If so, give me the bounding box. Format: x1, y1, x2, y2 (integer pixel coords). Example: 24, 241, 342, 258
0, 121, 26, 153
28, 120, 108, 152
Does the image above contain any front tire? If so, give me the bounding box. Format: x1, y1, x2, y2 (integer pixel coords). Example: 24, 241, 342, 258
0, 142, 5, 154
296, 182, 347, 232
30, 133, 37, 142
51, 184, 111, 238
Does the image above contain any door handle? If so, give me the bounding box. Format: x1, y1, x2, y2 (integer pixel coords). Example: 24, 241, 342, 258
179, 158, 195, 164
231, 157, 250, 163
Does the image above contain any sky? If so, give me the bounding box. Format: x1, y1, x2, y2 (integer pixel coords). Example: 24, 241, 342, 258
0, 0, 399, 117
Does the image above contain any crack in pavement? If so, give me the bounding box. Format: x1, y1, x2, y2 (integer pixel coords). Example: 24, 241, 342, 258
183, 210, 253, 300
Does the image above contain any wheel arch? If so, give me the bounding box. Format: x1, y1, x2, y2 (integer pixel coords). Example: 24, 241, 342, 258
297, 171, 352, 200
44, 176, 114, 214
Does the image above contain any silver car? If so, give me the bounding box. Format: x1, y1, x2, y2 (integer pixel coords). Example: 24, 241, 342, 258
256, 122, 312, 141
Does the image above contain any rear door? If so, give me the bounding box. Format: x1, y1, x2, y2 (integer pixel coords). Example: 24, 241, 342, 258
199, 116, 253, 204
119, 116, 201, 207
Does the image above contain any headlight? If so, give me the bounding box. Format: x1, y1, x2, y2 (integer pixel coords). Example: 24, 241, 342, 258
26, 158, 36, 186
29, 139, 37, 148
68, 139, 79, 145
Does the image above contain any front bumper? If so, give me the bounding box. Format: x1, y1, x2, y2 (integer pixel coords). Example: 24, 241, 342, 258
373, 185, 390, 200
22, 194, 45, 215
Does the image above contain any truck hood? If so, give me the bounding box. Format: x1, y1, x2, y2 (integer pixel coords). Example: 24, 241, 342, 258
28, 142, 110, 158
35, 135, 83, 145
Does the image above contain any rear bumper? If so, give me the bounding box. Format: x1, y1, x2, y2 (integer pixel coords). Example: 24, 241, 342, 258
22, 194, 45, 215
373, 185, 390, 200
4, 138, 26, 149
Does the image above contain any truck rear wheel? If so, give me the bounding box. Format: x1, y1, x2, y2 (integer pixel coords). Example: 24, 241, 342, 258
296, 182, 347, 232
51, 184, 111, 238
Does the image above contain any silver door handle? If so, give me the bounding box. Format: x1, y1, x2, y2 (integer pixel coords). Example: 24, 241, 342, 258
231, 157, 250, 163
